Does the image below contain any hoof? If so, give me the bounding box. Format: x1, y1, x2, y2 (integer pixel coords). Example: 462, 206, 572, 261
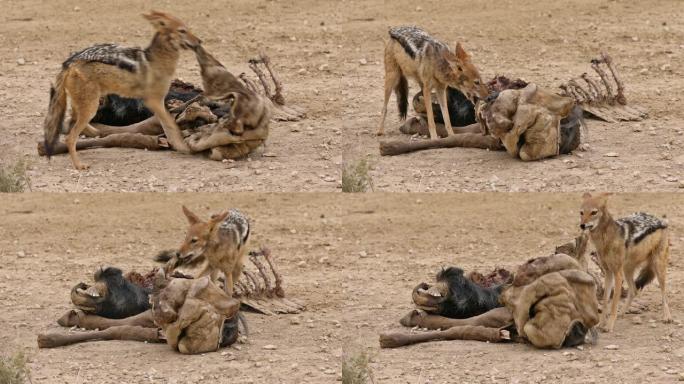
378, 333, 404, 349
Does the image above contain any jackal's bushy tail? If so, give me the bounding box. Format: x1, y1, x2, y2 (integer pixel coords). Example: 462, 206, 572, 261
635, 267, 655, 290
396, 74, 408, 120
636, 235, 668, 290
43, 72, 67, 158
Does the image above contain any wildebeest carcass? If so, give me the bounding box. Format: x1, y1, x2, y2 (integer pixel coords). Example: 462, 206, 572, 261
381, 76, 584, 159
38, 248, 303, 352
381, 254, 599, 349
410, 266, 511, 320
36, 48, 304, 161
38, 266, 242, 354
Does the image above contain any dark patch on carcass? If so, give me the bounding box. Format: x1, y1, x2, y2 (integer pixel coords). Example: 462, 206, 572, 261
91, 80, 204, 126
435, 267, 505, 319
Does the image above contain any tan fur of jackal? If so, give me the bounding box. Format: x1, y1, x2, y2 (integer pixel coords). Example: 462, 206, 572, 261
160, 206, 250, 297
43, 11, 201, 170
379, 27, 488, 140
579, 193, 672, 332
188, 46, 271, 160
193, 45, 271, 139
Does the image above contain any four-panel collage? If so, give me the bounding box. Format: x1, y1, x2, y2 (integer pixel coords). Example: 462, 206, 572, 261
1, 0, 683, 383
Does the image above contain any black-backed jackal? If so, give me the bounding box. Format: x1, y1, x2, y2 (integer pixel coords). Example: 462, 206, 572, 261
43, 11, 201, 170
157, 206, 251, 297
378, 26, 488, 139
580, 193, 672, 332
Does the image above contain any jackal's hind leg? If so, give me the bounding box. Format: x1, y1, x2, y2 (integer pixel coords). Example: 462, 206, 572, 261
621, 261, 639, 315
654, 243, 673, 323
65, 96, 100, 170
378, 69, 401, 136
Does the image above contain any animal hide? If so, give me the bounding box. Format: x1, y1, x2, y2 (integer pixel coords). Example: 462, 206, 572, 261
382, 254, 598, 349
500, 254, 599, 348
477, 84, 578, 161
151, 275, 240, 354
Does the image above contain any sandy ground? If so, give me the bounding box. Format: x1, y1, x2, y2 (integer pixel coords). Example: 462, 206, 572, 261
1, 193, 683, 383
0, 0, 383, 191
1, 0, 682, 191
359, 0, 684, 192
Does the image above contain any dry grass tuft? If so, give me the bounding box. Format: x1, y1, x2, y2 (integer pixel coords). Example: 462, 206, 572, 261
341, 158, 373, 193
0, 159, 31, 193
0, 352, 31, 384
342, 349, 374, 384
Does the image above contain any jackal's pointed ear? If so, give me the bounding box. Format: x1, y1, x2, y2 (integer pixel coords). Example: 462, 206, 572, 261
454, 42, 470, 61
597, 192, 612, 205
441, 48, 458, 65
210, 210, 230, 225
143, 10, 169, 29
182, 205, 201, 225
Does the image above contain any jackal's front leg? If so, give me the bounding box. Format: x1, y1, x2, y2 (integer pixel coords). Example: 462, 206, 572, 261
421, 82, 438, 140
145, 98, 191, 153
435, 85, 454, 136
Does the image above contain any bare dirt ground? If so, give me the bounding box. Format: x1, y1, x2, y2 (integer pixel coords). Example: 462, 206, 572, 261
1, 193, 683, 383
0, 0, 384, 191
1, 0, 683, 192
348, 0, 684, 192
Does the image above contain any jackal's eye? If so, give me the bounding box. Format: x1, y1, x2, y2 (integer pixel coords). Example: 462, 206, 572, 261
456, 65, 463, 72
474, 79, 480, 85
190, 236, 198, 243
591, 210, 598, 216
178, 28, 187, 34
579, 210, 583, 216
